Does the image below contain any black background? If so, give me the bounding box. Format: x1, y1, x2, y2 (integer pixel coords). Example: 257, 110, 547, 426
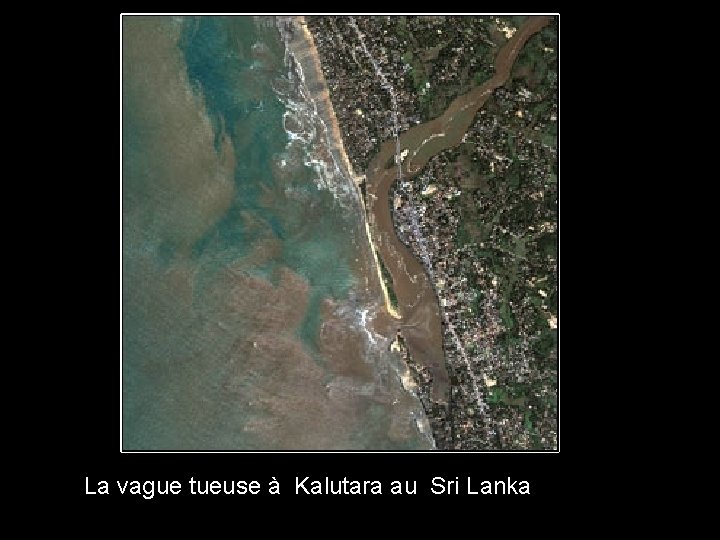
79, 451, 562, 506
83, 11, 565, 511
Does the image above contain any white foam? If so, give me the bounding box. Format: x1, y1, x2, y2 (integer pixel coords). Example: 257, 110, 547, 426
274, 20, 362, 210
357, 308, 378, 346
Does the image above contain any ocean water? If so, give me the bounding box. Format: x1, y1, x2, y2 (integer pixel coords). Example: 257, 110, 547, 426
122, 15, 430, 450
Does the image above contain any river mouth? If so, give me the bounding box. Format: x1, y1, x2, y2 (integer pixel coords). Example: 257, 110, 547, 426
364, 16, 552, 405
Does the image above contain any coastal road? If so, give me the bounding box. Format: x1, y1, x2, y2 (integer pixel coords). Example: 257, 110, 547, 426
365, 16, 551, 404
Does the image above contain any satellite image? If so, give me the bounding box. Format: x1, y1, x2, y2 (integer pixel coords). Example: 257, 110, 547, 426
122, 14, 558, 450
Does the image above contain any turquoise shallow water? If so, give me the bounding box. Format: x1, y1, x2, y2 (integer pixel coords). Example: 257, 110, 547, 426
122, 16, 429, 450
180, 17, 356, 354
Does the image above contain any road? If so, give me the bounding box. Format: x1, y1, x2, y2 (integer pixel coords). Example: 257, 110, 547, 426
364, 16, 551, 404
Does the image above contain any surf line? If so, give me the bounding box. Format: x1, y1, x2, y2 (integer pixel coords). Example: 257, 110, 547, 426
283, 16, 401, 321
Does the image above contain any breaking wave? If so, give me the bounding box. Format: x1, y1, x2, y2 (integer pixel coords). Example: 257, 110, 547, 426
273, 22, 359, 209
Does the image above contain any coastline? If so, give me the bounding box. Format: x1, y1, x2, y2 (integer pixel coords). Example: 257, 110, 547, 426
282, 15, 549, 408
284, 17, 360, 185
280, 16, 401, 321
357, 16, 551, 404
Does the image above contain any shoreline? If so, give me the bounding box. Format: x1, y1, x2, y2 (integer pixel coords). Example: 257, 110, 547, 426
281, 16, 401, 321
291, 17, 361, 185
277, 14, 552, 442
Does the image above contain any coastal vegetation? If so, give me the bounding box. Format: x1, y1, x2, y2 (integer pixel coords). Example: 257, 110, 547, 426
307, 15, 557, 450
376, 251, 399, 311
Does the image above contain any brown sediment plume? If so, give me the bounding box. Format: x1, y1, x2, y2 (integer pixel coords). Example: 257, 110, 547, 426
191, 236, 426, 448
317, 296, 431, 445
216, 266, 358, 448
319, 298, 374, 380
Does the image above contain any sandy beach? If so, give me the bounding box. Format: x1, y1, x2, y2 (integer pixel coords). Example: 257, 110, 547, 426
282, 17, 361, 185
282, 15, 549, 405
280, 16, 401, 322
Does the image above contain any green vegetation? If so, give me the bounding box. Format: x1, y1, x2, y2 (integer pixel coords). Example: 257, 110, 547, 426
511, 21, 557, 91
444, 17, 557, 447
307, 15, 557, 449
455, 223, 471, 248
473, 66, 493, 86
487, 385, 527, 407
377, 252, 399, 310
391, 17, 500, 122
487, 386, 507, 404
499, 300, 515, 331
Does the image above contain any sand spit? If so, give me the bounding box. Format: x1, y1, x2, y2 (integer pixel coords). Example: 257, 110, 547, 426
364, 16, 552, 404
279, 16, 400, 321
280, 15, 550, 407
